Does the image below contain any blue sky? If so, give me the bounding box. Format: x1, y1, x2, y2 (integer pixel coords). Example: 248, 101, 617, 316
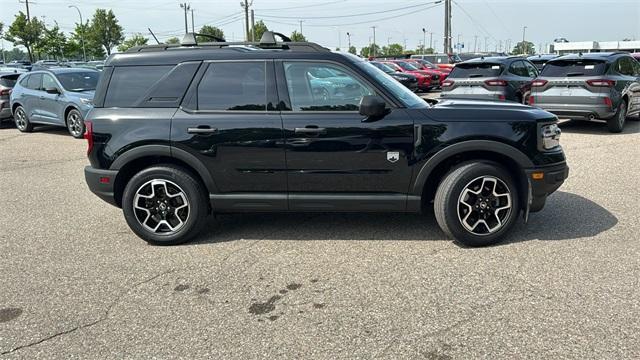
1, 0, 639, 53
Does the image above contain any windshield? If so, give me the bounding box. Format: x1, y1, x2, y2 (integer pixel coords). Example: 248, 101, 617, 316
356, 61, 427, 109
418, 60, 437, 69
56, 71, 99, 91
395, 61, 419, 71
541, 59, 607, 77
370, 62, 394, 74
449, 63, 503, 78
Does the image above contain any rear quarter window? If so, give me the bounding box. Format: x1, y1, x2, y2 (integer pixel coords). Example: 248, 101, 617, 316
0, 74, 20, 87
104, 65, 173, 107
541, 60, 607, 77
449, 63, 503, 78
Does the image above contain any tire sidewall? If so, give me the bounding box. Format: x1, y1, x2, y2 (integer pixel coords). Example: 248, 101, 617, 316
122, 166, 207, 245
14, 106, 31, 132
441, 162, 520, 246
66, 109, 85, 139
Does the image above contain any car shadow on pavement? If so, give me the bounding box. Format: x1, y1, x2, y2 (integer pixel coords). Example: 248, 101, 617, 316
190, 191, 617, 246
559, 118, 640, 135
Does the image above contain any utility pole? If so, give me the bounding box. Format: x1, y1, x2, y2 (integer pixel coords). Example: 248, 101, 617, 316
241, 0, 251, 41
474, 35, 478, 53
429, 32, 433, 50
347, 32, 351, 48
484, 36, 489, 52
19, 0, 31, 21
371, 26, 377, 57
521, 26, 527, 54
457, 33, 462, 53
422, 28, 426, 55
251, 10, 255, 41
191, 8, 195, 33
299, 20, 304, 36
443, 0, 452, 54
179, 3, 190, 34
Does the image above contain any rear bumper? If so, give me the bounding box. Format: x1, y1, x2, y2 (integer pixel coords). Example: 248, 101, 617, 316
84, 166, 119, 207
534, 103, 615, 120
0, 102, 11, 119
525, 162, 569, 213
441, 92, 508, 101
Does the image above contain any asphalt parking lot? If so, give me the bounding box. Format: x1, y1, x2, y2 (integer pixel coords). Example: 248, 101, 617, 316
0, 118, 639, 359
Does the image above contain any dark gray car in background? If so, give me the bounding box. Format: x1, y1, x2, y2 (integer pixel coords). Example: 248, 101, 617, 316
527, 54, 559, 71
529, 52, 640, 133
440, 56, 539, 103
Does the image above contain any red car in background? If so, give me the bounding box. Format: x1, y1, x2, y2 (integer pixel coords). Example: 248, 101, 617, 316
380, 61, 432, 92
382, 60, 441, 91
405, 59, 449, 86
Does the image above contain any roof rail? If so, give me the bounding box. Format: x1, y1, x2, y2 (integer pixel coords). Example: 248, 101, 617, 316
125, 31, 328, 53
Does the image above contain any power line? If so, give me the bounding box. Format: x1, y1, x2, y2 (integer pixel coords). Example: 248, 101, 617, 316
452, 0, 498, 44
256, 0, 347, 12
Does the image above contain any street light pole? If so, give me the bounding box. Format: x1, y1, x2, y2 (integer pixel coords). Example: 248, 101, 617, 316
522, 26, 527, 54
371, 26, 377, 57
347, 32, 351, 49
68, 5, 86, 62
422, 28, 426, 55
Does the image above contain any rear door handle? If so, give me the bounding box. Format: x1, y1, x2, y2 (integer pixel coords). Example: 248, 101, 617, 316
295, 127, 327, 134
187, 126, 218, 134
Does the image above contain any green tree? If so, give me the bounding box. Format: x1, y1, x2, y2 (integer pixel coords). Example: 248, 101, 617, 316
512, 41, 535, 55
4, 12, 45, 62
250, 20, 268, 42
348, 45, 357, 55
87, 9, 124, 55
1, 47, 28, 62
117, 33, 148, 52
197, 25, 224, 42
36, 24, 67, 60
290, 30, 306, 42
382, 43, 403, 56
359, 44, 381, 58
165, 37, 180, 44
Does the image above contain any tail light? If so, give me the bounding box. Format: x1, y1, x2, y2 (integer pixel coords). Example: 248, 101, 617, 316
0, 89, 11, 96
586, 79, 615, 87
604, 97, 613, 108
442, 79, 454, 87
498, 94, 506, 101
531, 79, 548, 87
484, 79, 508, 86
84, 120, 94, 155
529, 96, 535, 105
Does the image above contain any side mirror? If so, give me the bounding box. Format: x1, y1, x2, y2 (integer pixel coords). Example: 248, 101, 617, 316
45, 87, 60, 94
359, 95, 388, 120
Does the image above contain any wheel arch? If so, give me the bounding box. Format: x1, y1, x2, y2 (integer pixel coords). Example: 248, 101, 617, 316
110, 145, 217, 208
63, 105, 80, 125
413, 140, 533, 209
11, 102, 23, 114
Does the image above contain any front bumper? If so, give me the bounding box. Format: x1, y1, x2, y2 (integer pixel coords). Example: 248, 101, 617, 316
85, 166, 119, 207
525, 162, 569, 214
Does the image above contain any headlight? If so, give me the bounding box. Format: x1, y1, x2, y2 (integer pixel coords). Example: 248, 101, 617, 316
541, 123, 561, 150
80, 98, 93, 105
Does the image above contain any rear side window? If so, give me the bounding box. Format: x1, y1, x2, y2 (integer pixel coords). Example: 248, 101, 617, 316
616, 57, 636, 76
508, 61, 528, 77
197, 62, 266, 111
26, 74, 42, 90
0, 74, 20, 87
449, 63, 503, 78
541, 60, 607, 77
105, 66, 172, 107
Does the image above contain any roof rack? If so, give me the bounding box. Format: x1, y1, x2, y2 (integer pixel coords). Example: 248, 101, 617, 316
126, 31, 329, 53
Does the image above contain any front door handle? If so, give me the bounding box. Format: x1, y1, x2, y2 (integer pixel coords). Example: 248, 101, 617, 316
294, 126, 327, 135
187, 126, 218, 134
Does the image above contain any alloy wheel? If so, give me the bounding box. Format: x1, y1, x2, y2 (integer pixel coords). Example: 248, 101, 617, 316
14, 108, 27, 130
133, 179, 190, 234
67, 111, 83, 137
457, 176, 513, 236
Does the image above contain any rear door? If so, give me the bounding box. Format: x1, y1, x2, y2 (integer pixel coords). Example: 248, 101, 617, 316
24, 73, 43, 121
445, 62, 503, 97
171, 60, 287, 210
534, 59, 609, 104
277, 60, 414, 211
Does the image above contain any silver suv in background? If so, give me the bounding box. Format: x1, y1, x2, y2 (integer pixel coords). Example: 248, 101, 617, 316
529, 52, 640, 133
440, 56, 539, 103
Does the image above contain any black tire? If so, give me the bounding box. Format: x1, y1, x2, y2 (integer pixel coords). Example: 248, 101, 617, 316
13, 106, 33, 133
66, 108, 85, 139
434, 162, 520, 247
122, 165, 208, 245
607, 100, 626, 133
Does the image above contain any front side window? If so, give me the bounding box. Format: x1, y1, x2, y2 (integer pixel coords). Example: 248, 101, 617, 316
197, 62, 266, 111
42, 74, 58, 91
57, 71, 99, 92
283, 62, 374, 111
26, 74, 42, 90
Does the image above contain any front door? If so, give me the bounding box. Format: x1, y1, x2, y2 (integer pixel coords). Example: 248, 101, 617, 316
277, 60, 414, 211
171, 60, 287, 211
40, 73, 64, 124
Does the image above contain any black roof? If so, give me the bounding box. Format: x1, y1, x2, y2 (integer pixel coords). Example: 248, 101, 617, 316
527, 54, 558, 61
458, 56, 526, 64
553, 52, 630, 62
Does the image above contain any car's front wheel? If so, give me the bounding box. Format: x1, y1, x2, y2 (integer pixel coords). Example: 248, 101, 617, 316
434, 162, 520, 247
122, 165, 209, 245
14, 106, 33, 133
66, 108, 85, 139
607, 100, 626, 133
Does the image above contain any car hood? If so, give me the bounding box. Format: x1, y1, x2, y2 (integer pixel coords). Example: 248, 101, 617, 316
66, 90, 95, 100
420, 98, 557, 122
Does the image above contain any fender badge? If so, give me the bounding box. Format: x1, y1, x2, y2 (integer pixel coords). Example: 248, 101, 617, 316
387, 151, 400, 163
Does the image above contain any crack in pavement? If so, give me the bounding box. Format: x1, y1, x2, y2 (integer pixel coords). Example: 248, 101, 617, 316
0, 269, 176, 356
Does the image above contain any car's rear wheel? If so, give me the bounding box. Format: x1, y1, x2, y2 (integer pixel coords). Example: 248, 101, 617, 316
66, 108, 85, 139
14, 106, 33, 133
122, 165, 208, 245
434, 162, 520, 247
607, 100, 626, 133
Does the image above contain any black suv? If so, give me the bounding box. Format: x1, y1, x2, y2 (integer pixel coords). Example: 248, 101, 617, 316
84, 32, 568, 247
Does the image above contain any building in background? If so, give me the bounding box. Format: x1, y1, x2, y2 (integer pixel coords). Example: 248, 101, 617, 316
551, 40, 640, 55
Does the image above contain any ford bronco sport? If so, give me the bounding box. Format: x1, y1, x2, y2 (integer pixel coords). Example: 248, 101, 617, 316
84, 32, 568, 247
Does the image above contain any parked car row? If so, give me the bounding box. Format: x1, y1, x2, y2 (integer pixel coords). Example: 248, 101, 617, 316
368, 58, 449, 92
440, 52, 640, 132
